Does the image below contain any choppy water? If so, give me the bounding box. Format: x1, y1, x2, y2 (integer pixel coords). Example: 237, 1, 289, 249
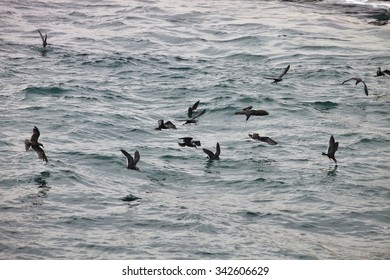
0, 0, 389, 259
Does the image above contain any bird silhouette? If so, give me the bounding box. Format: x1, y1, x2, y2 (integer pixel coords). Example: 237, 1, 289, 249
121, 149, 140, 171
376, 67, 390, 77
264, 64, 290, 83
248, 133, 278, 145
38, 29, 47, 48
178, 137, 201, 148
155, 120, 176, 130
187, 100, 200, 118
178, 109, 206, 125
234, 106, 269, 121
203, 142, 220, 160
25, 126, 48, 162
322, 135, 339, 164
342, 77, 368, 96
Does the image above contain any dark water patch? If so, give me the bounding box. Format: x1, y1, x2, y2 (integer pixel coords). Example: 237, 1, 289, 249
309, 101, 339, 111
21, 86, 69, 96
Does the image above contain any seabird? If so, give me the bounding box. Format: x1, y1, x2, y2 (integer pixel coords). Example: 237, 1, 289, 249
25, 126, 48, 162
376, 67, 390, 77
155, 120, 176, 130
38, 29, 47, 48
322, 135, 339, 164
188, 100, 200, 118
203, 142, 220, 160
248, 133, 278, 145
179, 109, 206, 125
264, 64, 290, 84
341, 77, 368, 96
121, 149, 140, 171
178, 137, 201, 148
234, 106, 269, 121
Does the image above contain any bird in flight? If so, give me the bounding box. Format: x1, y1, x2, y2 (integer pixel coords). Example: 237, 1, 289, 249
264, 64, 290, 84
37, 29, 47, 48
155, 120, 176, 130
121, 149, 140, 171
25, 126, 48, 163
178, 137, 201, 148
248, 133, 278, 145
187, 100, 200, 118
203, 142, 220, 160
234, 106, 269, 121
322, 135, 339, 164
178, 109, 206, 125
341, 77, 368, 96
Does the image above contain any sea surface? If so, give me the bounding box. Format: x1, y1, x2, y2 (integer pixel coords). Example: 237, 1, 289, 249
0, 0, 389, 259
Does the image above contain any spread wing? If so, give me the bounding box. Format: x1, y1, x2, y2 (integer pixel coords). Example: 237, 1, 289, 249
191, 100, 200, 110
31, 126, 40, 143
361, 81, 368, 96
251, 110, 269, 116
259, 137, 278, 145
38, 29, 45, 42
328, 135, 336, 155
192, 109, 205, 120
215, 142, 220, 157
121, 149, 134, 168
202, 148, 216, 160
279, 64, 290, 79
25, 139, 31, 151
33, 145, 48, 162
383, 69, 390, 75
133, 151, 140, 165
342, 77, 357, 84
180, 137, 193, 144
165, 121, 176, 129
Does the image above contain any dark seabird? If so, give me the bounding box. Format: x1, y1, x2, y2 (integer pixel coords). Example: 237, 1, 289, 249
178, 137, 201, 148
203, 142, 220, 160
248, 133, 278, 145
376, 67, 390, 77
121, 149, 140, 171
25, 126, 48, 162
188, 100, 200, 118
264, 64, 290, 84
234, 106, 269, 121
322, 135, 339, 164
179, 109, 206, 125
38, 29, 47, 48
341, 77, 368, 96
155, 120, 176, 130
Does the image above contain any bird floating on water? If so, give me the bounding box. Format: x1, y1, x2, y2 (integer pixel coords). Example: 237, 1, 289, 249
248, 133, 278, 145
341, 77, 368, 96
178, 109, 206, 125
188, 100, 200, 118
264, 64, 290, 84
376, 67, 390, 77
322, 135, 339, 164
203, 142, 220, 160
178, 137, 201, 148
25, 126, 48, 163
37, 29, 47, 48
121, 149, 140, 171
234, 106, 269, 121
155, 120, 176, 130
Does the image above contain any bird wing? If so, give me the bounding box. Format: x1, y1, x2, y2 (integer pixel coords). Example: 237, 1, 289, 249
215, 142, 220, 157
279, 64, 290, 79
383, 70, 390, 75
38, 29, 45, 42
180, 137, 193, 144
134, 151, 140, 165
121, 149, 134, 167
341, 78, 357, 84
202, 148, 216, 159
31, 126, 40, 143
242, 106, 253, 111
251, 110, 269, 116
192, 109, 205, 120
260, 137, 278, 145
192, 140, 201, 147
33, 145, 48, 162
25, 139, 31, 151
191, 100, 200, 110
361, 81, 368, 96
165, 121, 176, 129
328, 135, 336, 154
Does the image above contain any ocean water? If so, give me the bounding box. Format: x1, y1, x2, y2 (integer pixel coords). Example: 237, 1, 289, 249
0, 0, 389, 260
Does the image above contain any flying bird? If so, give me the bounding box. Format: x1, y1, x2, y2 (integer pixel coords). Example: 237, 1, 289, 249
248, 133, 278, 145
376, 67, 390, 77
264, 64, 290, 83
322, 135, 339, 164
341, 77, 368, 96
37, 29, 47, 48
203, 142, 220, 160
188, 100, 200, 118
178, 109, 206, 125
25, 126, 48, 162
155, 120, 176, 130
121, 149, 140, 171
234, 106, 269, 121
178, 137, 201, 148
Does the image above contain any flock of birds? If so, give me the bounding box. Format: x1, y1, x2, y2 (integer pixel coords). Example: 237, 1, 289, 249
25, 30, 390, 170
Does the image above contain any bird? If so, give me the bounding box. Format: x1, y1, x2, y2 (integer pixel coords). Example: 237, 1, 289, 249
188, 100, 200, 118
234, 106, 269, 121
376, 67, 390, 77
121, 149, 140, 171
248, 133, 278, 145
155, 120, 176, 130
178, 109, 206, 125
341, 77, 368, 96
37, 29, 47, 48
264, 64, 290, 83
178, 137, 201, 148
203, 142, 220, 160
25, 126, 48, 163
322, 135, 339, 164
